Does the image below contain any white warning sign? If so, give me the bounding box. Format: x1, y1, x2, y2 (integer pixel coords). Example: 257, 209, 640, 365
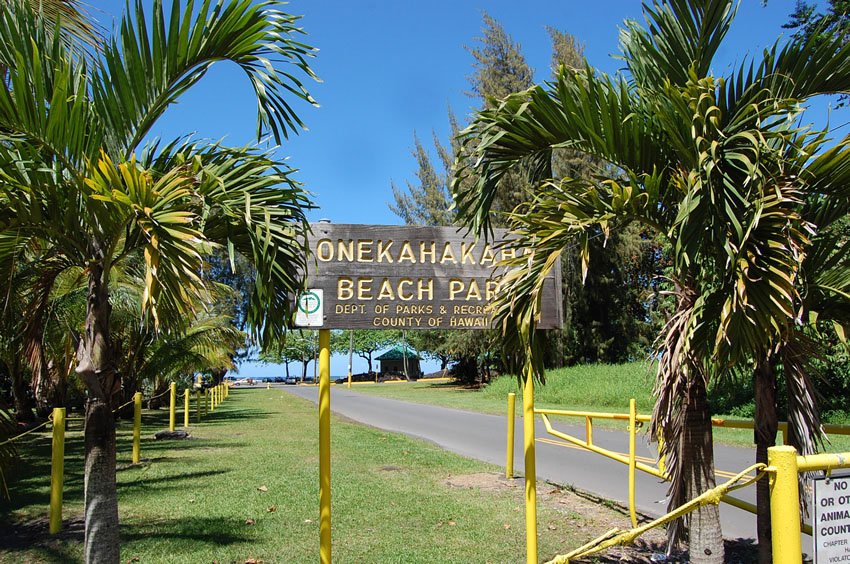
814, 475, 850, 563
294, 289, 324, 327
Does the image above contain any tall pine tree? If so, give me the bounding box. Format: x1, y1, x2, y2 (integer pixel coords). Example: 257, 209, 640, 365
391, 15, 661, 372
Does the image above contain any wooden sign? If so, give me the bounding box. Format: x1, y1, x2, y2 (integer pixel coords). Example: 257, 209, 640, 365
298, 223, 562, 330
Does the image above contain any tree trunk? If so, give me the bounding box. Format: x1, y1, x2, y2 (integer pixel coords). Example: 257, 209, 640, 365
754, 358, 777, 564
9, 357, 35, 423
682, 377, 724, 564
301, 360, 307, 382
285, 362, 290, 378
211, 367, 226, 385
83, 397, 119, 564
76, 263, 121, 564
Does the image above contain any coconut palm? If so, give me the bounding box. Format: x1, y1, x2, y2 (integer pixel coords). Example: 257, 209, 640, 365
452, 1, 850, 561
0, 1, 316, 561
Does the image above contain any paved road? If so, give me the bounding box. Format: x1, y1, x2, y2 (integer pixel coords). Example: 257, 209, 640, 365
283, 384, 810, 552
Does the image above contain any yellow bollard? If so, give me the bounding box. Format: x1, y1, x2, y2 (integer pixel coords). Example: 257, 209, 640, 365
586, 416, 593, 447
204, 389, 209, 416
506, 392, 516, 479
628, 398, 638, 528
522, 367, 538, 564
132, 392, 142, 464
169, 382, 176, 432
211, 385, 216, 411
49, 407, 66, 534
768, 446, 802, 564
318, 329, 332, 564
184, 389, 190, 428
196, 390, 201, 422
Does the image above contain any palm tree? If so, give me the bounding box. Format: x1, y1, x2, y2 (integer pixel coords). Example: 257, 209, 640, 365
0, 1, 317, 561
451, 1, 850, 561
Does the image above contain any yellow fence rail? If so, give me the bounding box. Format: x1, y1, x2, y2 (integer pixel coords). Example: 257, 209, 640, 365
546, 462, 767, 563
516, 398, 850, 562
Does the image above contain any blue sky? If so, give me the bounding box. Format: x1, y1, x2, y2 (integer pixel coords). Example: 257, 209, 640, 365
87, 1, 844, 378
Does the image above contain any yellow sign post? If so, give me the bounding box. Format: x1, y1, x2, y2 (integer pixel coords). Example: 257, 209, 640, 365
318, 329, 332, 564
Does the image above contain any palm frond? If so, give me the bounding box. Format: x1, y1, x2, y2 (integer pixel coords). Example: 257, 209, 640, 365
619, 0, 736, 88
92, 0, 318, 155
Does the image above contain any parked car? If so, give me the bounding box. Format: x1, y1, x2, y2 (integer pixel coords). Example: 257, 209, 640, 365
284, 375, 299, 385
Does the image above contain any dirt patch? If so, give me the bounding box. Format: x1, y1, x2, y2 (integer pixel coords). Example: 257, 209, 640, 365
443, 474, 760, 563
444, 472, 517, 491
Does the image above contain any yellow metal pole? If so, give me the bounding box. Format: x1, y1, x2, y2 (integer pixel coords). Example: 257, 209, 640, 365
49, 407, 65, 534
768, 446, 802, 564
204, 389, 209, 416
347, 330, 353, 389
169, 382, 176, 432
628, 398, 638, 528
132, 392, 142, 464
211, 385, 216, 411
184, 389, 190, 428
586, 416, 593, 447
657, 429, 666, 476
506, 392, 516, 479
196, 390, 201, 422
522, 368, 538, 564
318, 329, 332, 564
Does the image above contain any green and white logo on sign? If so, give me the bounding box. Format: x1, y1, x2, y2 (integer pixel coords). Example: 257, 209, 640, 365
295, 289, 323, 327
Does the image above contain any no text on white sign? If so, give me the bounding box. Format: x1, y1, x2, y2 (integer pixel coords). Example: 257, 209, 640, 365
295, 289, 324, 327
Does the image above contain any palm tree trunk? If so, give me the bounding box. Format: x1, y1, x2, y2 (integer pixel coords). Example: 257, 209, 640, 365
754, 358, 777, 564
76, 263, 120, 564
9, 357, 35, 423
682, 377, 724, 564
83, 396, 119, 564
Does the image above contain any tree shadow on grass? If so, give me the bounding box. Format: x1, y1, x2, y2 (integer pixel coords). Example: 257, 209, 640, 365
120, 516, 252, 546
189, 407, 273, 426
0, 515, 254, 563
117, 469, 232, 492
0, 515, 84, 563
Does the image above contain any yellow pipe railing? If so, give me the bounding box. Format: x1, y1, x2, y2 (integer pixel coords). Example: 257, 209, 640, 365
531, 401, 847, 536
547, 463, 767, 563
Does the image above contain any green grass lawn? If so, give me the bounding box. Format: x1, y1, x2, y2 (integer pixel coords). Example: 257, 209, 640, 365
353, 363, 850, 452
0, 388, 650, 563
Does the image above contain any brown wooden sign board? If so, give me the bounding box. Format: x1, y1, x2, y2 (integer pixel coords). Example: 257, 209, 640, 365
296, 223, 562, 330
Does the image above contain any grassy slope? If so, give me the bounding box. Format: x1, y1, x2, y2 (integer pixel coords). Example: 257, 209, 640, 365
353, 363, 850, 451
0, 388, 641, 563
